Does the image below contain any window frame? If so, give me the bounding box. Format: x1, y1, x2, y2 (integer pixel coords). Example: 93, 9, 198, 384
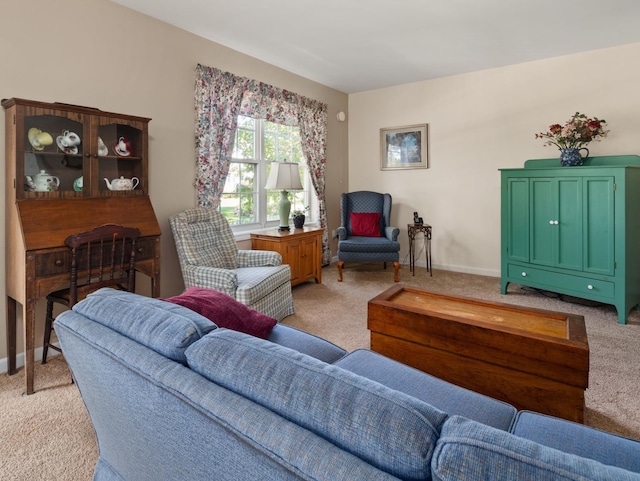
222, 116, 315, 234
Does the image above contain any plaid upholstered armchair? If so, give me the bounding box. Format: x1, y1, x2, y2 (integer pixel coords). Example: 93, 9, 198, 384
337, 191, 400, 282
169, 208, 295, 321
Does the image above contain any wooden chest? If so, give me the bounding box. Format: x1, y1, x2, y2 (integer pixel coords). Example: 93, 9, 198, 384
368, 284, 590, 422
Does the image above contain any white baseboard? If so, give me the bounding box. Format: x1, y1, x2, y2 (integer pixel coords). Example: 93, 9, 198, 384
0, 343, 61, 375
329, 256, 499, 278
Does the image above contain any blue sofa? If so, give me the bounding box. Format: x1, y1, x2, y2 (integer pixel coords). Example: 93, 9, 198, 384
55, 289, 640, 481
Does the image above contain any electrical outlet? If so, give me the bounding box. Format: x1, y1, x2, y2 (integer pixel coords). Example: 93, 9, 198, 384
332, 229, 337, 238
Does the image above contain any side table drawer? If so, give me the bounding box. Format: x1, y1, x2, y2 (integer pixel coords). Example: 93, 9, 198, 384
507, 264, 614, 299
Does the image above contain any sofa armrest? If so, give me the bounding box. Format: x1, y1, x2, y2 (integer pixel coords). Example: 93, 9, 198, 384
237, 249, 282, 267
267, 324, 347, 364
512, 411, 640, 473
336, 226, 347, 240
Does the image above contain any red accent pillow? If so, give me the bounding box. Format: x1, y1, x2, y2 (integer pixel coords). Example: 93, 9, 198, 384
350, 212, 381, 237
163, 287, 277, 339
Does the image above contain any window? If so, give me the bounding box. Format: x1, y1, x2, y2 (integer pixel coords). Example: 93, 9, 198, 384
220, 116, 313, 229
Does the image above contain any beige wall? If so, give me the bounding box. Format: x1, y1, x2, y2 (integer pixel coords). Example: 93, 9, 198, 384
349, 42, 640, 276
0, 0, 348, 364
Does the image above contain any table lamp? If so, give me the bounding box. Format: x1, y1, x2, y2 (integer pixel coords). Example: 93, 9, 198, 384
265, 162, 303, 231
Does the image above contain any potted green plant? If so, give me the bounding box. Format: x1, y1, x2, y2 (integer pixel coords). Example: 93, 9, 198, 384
292, 206, 309, 229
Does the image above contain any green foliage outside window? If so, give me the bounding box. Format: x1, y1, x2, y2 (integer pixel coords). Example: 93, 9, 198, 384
221, 116, 308, 227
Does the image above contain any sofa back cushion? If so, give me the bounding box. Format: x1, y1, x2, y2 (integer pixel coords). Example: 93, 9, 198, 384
186, 329, 448, 480
512, 411, 640, 474
432, 416, 640, 481
72, 288, 217, 364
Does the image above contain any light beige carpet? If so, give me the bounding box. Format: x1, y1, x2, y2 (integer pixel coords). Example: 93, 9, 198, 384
1, 263, 639, 480
286, 263, 640, 441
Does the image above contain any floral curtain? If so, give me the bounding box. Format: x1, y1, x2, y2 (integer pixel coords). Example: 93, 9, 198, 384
194, 64, 330, 265
194, 64, 249, 208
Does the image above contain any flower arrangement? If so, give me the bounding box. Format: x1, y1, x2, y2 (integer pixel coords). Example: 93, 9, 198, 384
292, 206, 309, 217
535, 112, 609, 149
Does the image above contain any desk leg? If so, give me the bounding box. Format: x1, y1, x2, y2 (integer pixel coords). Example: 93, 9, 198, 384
6, 296, 17, 376
23, 299, 36, 395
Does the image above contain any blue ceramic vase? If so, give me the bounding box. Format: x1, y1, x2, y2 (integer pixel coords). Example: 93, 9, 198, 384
559, 147, 589, 166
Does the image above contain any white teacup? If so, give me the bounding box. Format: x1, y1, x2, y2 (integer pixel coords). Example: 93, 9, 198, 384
61, 130, 81, 147
117, 137, 129, 153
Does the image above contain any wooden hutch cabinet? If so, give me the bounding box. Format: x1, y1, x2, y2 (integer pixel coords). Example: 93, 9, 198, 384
250, 227, 323, 286
3, 98, 161, 394
500, 155, 640, 324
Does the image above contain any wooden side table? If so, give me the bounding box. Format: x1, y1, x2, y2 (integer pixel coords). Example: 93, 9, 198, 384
250, 227, 323, 286
408, 224, 432, 276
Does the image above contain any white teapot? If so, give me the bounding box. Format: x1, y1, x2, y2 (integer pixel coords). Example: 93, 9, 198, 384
104, 176, 139, 191
25, 170, 60, 192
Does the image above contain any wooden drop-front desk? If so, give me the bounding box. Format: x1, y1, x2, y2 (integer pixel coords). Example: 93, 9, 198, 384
6, 197, 161, 395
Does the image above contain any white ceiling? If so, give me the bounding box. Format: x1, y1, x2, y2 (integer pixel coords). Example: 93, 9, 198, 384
112, 0, 640, 94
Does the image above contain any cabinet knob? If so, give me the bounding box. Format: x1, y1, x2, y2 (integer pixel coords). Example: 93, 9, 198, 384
587, 284, 594, 290
549, 220, 554, 225
521, 272, 527, 277
554, 220, 559, 225
54, 259, 64, 267
85, 153, 91, 158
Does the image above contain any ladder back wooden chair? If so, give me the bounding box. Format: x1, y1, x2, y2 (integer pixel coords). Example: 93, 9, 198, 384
42, 223, 141, 363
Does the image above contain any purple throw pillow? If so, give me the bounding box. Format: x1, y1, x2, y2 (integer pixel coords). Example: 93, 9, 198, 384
163, 287, 277, 339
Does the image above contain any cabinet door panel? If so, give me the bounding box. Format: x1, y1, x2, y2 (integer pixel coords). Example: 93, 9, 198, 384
556, 178, 582, 270
506, 178, 529, 262
530, 178, 554, 266
583, 177, 615, 275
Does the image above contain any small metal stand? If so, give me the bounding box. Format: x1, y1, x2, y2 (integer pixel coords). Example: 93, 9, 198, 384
408, 223, 432, 276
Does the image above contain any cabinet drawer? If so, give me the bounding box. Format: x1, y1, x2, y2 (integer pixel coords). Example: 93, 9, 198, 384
35, 250, 70, 277
35, 236, 157, 278
507, 264, 614, 299
135, 236, 158, 261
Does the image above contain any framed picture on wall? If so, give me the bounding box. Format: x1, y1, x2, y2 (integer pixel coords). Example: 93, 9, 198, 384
380, 124, 428, 170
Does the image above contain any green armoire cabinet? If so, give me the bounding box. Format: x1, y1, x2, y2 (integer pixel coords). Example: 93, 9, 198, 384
501, 155, 640, 324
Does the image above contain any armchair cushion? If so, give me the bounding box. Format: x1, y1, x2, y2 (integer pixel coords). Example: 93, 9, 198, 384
350, 212, 381, 237
188, 218, 238, 270
338, 237, 400, 253
164, 287, 277, 339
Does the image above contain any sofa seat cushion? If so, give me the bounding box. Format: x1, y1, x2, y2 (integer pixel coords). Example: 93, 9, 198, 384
163, 287, 277, 339
234, 265, 291, 305
186, 329, 448, 480
512, 411, 640, 473
335, 349, 516, 431
338, 236, 400, 253
432, 416, 640, 481
71, 288, 216, 364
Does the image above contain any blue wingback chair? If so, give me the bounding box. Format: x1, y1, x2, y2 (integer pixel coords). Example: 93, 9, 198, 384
336, 191, 400, 282
169, 208, 295, 321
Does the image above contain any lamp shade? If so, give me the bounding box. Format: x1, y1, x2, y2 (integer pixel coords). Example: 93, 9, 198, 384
265, 162, 303, 191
